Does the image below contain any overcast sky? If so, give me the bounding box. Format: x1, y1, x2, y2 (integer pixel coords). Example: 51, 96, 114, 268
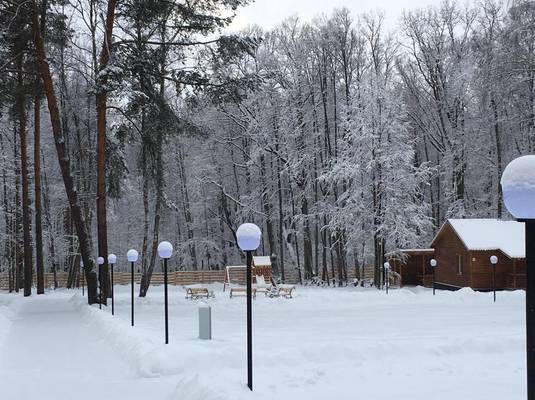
229, 0, 466, 32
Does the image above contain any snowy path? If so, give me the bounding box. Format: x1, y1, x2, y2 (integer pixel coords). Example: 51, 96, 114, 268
0, 294, 177, 400
0, 286, 528, 400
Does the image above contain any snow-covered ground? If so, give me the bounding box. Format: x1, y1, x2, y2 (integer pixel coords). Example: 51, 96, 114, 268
0, 285, 526, 399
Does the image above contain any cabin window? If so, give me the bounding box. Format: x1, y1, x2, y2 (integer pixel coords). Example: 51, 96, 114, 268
457, 254, 463, 275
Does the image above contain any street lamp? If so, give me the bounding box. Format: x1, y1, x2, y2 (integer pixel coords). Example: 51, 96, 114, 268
80, 260, 84, 297
430, 259, 437, 295
236, 223, 262, 392
490, 255, 498, 302
384, 262, 390, 294
501, 155, 535, 400
157, 241, 173, 344
108, 254, 117, 315
127, 249, 139, 327
97, 256, 104, 309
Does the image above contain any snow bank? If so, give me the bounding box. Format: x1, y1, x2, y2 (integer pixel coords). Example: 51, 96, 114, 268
0, 294, 18, 351
69, 285, 526, 400
71, 293, 186, 377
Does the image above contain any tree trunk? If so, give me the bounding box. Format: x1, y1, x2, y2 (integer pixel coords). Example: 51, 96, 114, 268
491, 96, 503, 218
34, 94, 45, 294
41, 151, 58, 289
139, 112, 164, 297
95, 0, 117, 302
260, 154, 275, 271
139, 181, 162, 297
31, 1, 98, 303
301, 196, 313, 280
1, 134, 13, 292
13, 125, 22, 292
177, 142, 197, 268
276, 143, 285, 283
17, 53, 33, 297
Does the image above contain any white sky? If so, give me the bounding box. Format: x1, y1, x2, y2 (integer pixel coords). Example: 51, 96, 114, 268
229, 0, 467, 32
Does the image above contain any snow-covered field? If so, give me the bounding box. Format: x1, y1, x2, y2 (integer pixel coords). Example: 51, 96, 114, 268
0, 285, 526, 399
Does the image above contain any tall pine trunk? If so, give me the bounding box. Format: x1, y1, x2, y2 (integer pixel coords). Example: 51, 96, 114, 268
31, 1, 98, 303
34, 94, 45, 294
13, 125, 22, 292
41, 152, 58, 289
17, 53, 33, 297
95, 0, 117, 302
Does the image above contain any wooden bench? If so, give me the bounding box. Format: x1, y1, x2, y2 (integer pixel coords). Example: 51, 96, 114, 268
185, 287, 214, 300
229, 287, 257, 299
254, 275, 273, 294
268, 284, 295, 299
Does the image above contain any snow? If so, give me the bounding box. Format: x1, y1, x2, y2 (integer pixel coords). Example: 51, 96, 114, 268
253, 256, 271, 266
501, 155, 535, 219
0, 285, 526, 399
440, 219, 525, 258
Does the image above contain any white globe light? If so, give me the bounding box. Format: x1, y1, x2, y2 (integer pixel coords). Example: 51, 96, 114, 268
501, 155, 535, 219
236, 223, 262, 251
157, 241, 173, 259
383, 262, 390, 269
127, 249, 139, 262
80, 260, 84, 268
490, 255, 498, 265
108, 254, 117, 264
97, 257, 105, 265
430, 259, 437, 267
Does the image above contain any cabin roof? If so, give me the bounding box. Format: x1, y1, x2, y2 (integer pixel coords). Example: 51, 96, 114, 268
386, 249, 434, 256
432, 219, 525, 259
253, 256, 271, 266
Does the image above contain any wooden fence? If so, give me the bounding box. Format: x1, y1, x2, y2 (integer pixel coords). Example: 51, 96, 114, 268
0, 270, 227, 290
0, 265, 378, 290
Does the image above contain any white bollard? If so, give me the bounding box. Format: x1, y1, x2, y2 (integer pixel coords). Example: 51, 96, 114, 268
199, 305, 212, 340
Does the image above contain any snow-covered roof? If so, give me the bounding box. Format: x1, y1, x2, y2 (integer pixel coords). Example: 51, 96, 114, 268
432, 219, 525, 259
253, 256, 272, 266
399, 249, 435, 253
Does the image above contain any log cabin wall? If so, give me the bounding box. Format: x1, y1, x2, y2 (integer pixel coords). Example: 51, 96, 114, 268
507, 259, 526, 289
433, 222, 472, 288
390, 253, 434, 286
469, 249, 511, 290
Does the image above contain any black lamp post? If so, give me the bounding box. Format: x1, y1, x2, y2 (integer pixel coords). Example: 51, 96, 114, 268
490, 255, 498, 302
236, 223, 262, 392
158, 241, 173, 344
384, 261, 390, 294
108, 254, 117, 315
127, 249, 139, 327
501, 155, 535, 400
97, 257, 104, 309
430, 259, 437, 295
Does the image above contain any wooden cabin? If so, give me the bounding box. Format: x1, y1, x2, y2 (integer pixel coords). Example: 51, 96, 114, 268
431, 219, 525, 290
388, 249, 435, 286
390, 219, 526, 290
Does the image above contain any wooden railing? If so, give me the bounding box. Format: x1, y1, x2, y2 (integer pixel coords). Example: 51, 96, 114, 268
0, 270, 228, 290
421, 274, 435, 288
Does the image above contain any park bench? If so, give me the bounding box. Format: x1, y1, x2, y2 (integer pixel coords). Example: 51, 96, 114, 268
267, 284, 295, 299
229, 287, 257, 299
185, 286, 214, 300
253, 275, 272, 294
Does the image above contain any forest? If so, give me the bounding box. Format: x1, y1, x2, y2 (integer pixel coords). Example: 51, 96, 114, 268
0, 0, 534, 300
